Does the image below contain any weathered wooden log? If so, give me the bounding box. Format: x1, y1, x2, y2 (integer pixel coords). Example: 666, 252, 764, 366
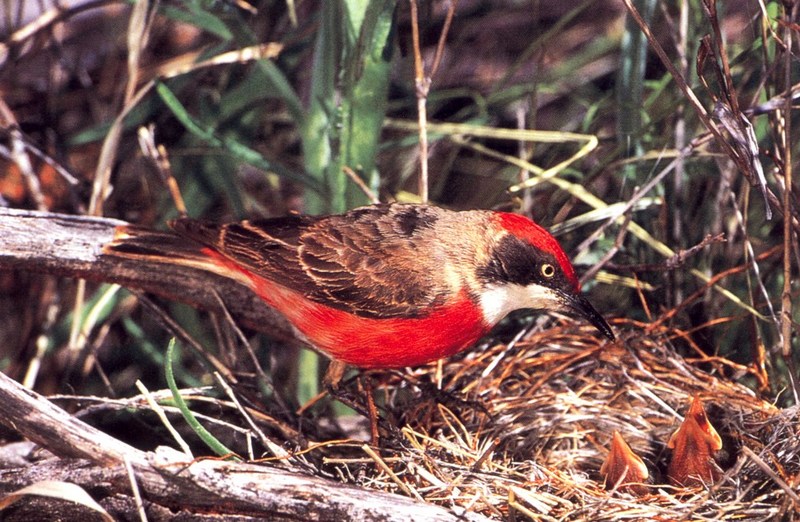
0, 207, 297, 342
0, 366, 481, 521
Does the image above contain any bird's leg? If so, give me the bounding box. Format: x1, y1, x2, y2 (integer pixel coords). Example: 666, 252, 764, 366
322, 360, 348, 390
296, 360, 355, 417
320, 360, 373, 421
357, 374, 380, 445
321, 361, 385, 445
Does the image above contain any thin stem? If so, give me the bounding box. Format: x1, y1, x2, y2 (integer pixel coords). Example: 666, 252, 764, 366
408, 0, 457, 204
780, 2, 798, 403
409, 0, 429, 203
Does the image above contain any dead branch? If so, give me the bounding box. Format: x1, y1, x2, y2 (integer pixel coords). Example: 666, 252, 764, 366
0, 368, 481, 521
0, 207, 297, 343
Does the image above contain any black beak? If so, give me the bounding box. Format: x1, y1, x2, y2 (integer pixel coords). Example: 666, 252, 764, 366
559, 291, 615, 340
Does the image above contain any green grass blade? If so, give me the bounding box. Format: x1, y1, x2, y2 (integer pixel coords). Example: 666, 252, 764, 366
165, 338, 239, 459
156, 81, 322, 193
301, 1, 396, 213
340, 0, 395, 209
159, 3, 233, 41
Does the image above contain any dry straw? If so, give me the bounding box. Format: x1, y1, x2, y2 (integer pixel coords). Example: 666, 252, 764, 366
310, 323, 797, 521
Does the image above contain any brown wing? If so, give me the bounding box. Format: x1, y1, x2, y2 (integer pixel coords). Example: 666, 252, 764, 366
170, 205, 450, 319
170, 213, 313, 290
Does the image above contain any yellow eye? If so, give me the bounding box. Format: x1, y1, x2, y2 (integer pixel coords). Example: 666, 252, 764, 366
541, 263, 555, 278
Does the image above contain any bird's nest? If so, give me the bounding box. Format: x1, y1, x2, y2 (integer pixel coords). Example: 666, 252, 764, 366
289, 321, 799, 520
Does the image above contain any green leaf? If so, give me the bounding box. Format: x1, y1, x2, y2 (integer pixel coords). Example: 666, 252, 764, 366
340, 0, 395, 209
301, 0, 396, 213
156, 81, 323, 193
159, 3, 233, 41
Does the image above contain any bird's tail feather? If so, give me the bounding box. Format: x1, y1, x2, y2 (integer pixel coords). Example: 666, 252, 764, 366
103, 225, 212, 270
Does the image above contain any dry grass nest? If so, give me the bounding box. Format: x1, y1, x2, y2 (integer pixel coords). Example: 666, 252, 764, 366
292, 321, 800, 521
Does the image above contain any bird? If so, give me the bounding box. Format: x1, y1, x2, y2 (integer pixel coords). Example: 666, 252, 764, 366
104, 203, 614, 369
667, 395, 722, 487
600, 431, 649, 495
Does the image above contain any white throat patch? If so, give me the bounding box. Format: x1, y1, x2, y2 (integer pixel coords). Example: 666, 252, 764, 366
478, 284, 561, 325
